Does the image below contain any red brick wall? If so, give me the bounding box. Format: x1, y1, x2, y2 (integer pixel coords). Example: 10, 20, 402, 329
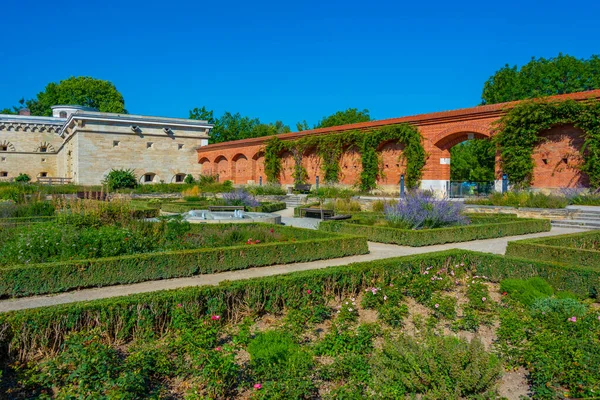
196, 90, 599, 189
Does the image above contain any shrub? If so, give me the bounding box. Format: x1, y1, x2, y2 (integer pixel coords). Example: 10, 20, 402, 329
183, 174, 195, 184
500, 277, 554, 306
384, 191, 469, 229
104, 168, 138, 190
14, 173, 31, 183
246, 184, 286, 196
222, 189, 260, 207
466, 191, 569, 208
371, 334, 501, 398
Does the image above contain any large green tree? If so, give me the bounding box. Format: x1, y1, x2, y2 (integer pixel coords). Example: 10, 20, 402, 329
189, 107, 290, 143
450, 139, 495, 182
482, 54, 600, 104
26, 76, 126, 116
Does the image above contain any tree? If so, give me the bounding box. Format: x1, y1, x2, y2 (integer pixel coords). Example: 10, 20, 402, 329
26, 76, 126, 116
450, 140, 495, 182
481, 53, 600, 104
315, 108, 371, 128
189, 107, 290, 144
1, 99, 25, 115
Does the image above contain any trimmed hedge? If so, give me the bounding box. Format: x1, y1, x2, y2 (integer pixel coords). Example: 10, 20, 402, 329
251, 201, 287, 213
0, 224, 368, 298
319, 218, 551, 246
1, 249, 598, 361
506, 230, 600, 269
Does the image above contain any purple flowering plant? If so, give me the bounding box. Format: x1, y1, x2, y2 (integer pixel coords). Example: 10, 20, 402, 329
222, 189, 260, 207
384, 191, 469, 230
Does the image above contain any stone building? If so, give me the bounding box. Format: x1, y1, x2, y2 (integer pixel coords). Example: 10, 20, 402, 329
0, 105, 212, 185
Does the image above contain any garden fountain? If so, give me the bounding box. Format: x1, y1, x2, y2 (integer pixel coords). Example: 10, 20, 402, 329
181, 209, 281, 224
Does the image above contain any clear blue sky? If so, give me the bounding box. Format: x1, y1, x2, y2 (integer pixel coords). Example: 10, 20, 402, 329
2, 0, 599, 127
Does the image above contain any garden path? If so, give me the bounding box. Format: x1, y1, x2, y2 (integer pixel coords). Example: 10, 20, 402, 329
0, 225, 586, 313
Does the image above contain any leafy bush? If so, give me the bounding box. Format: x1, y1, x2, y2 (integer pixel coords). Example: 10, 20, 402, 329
104, 168, 138, 190
246, 184, 286, 196
500, 277, 554, 306
371, 335, 501, 399
222, 189, 260, 207
384, 191, 469, 229
0, 201, 54, 218
14, 173, 31, 183
183, 173, 196, 184
466, 190, 569, 208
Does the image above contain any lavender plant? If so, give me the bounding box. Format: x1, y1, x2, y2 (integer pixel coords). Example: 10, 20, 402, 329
222, 189, 260, 207
384, 191, 469, 229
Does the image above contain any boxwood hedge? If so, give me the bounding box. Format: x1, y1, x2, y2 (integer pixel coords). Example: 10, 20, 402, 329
0, 224, 368, 298
1, 249, 598, 362
506, 230, 600, 269
319, 218, 551, 246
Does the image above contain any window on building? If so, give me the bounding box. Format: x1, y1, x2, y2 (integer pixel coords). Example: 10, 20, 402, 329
144, 173, 155, 183
41, 158, 46, 163
39, 146, 47, 153
178, 144, 184, 150
1, 157, 5, 162
113, 140, 120, 147
175, 173, 186, 183
0, 172, 7, 177
39, 172, 48, 177
0, 146, 7, 152
146, 142, 153, 149
59, 111, 67, 118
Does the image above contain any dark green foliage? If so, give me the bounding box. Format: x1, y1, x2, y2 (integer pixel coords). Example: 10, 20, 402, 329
320, 217, 551, 246
104, 168, 138, 190
0, 224, 368, 297
371, 335, 501, 399
0, 201, 54, 219
450, 139, 496, 181
14, 173, 30, 183
183, 173, 195, 184
245, 184, 287, 196
500, 277, 554, 306
494, 99, 600, 188
482, 54, 600, 105
190, 107, 290, 144
25, 76, 126, 116
264, 123, 426, 190
506, 230, 600, 269
315, 108, 371, 129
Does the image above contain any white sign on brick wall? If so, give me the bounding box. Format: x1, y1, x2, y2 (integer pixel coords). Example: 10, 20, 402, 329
440, 157, 451, 165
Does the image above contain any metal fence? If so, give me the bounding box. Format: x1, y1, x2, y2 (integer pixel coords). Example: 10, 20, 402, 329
448, 181, 494, 198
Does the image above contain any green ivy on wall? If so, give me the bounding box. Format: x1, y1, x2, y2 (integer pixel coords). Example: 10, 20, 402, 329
494, 99, 600, 188
263, 123, 426, 191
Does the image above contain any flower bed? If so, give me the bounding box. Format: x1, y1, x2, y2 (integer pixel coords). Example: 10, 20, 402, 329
0, 223, 368, 298
319, 216, 551, 246
1, 249, 598, 399
506, 230, 600, 269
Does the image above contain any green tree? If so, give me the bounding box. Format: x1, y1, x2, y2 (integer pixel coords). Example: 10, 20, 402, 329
450, 140, 495, 181
1, 99, 26, 115
189, 107, 290, 143
482, 53, 600, 104
26, 76, 126, 116
315, 108, 371, 128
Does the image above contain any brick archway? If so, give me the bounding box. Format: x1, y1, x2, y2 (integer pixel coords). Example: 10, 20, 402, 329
231, 153, 249, 184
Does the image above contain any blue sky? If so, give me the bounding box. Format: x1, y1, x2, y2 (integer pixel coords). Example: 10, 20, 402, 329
1, 0, 599, 127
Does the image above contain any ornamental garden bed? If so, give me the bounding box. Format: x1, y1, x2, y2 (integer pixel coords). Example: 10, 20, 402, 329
0, 221, 368, 298
506, 230, 600, 269
319, 215, 550, 246
1, 250, 598, 399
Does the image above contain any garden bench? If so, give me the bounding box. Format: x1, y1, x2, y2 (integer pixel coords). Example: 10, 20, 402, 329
208, 205, 245, 212
300, 208, 334, 219
294, 183, 312, 193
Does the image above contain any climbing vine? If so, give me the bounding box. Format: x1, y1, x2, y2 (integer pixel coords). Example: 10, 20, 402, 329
494, 99, 600, 188
263, 123, 426, 191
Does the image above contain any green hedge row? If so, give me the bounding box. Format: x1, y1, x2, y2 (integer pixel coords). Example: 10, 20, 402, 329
1, 249, 598, 361
319, 218, 551, 246
506, 230, 600, 269
0, 224, 368, 298
251, 202, 287, 213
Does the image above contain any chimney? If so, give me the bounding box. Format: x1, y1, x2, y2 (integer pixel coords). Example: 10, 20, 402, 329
18, 108, 31, 116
